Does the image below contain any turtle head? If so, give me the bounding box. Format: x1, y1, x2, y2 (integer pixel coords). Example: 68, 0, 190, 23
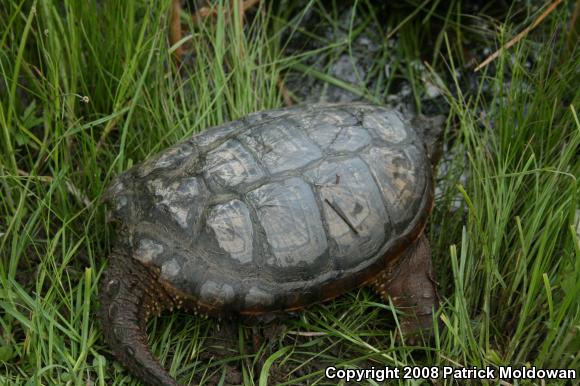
411, 114, 446, 166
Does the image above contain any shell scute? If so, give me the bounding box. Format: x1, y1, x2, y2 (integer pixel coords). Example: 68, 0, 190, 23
305, 157, 390, 268
246, 177, 328, 268
240, 120, 322, 173
206, 199, 254, 264
146, 176, 209, 232
137, 142, 197, 178
361, 145, 426, 230
193, 120, 245, 151
203, 140, 265, 192
363, 109, 409, 144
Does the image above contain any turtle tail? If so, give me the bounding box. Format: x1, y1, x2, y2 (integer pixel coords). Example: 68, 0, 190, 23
99, 250, 178, 386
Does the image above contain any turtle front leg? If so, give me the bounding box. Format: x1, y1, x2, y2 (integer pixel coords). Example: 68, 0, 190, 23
99, 250, 178, 386
372, 235, 439, 343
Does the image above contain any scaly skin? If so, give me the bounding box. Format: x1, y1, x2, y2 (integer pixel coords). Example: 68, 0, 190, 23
99, 250, 179, 386
372, 235, 439, 343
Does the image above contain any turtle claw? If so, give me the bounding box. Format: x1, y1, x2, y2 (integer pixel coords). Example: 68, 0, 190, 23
394, 312, 439, 346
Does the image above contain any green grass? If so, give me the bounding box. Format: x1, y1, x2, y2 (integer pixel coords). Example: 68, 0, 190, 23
1, 0, 578, 385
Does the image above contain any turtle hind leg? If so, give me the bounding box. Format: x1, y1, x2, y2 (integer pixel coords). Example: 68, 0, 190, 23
372, 235, 439, 344
99, 250, 178, 386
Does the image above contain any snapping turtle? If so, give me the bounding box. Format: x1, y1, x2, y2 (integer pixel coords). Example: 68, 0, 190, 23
99, 103, 442, 386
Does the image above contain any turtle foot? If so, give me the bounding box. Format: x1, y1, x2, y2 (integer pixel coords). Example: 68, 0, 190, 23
373, 235, 440, 344
99, 250, 179, 386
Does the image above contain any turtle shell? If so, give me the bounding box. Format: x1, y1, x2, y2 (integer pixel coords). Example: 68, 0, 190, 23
105, 103, 433, 313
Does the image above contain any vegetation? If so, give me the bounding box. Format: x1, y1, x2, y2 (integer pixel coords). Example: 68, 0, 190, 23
0, 0, 578, 384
